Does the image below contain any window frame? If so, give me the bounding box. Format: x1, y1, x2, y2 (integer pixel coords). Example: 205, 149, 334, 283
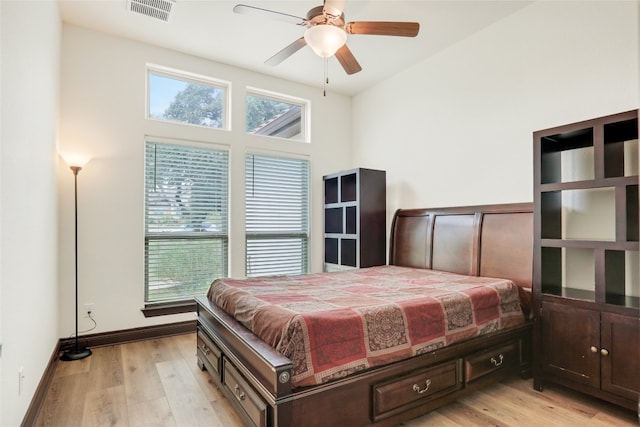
143, 138, 230, 311
245, 152, 311, 277
245, 86, 311, 143
146, 64, 231, 130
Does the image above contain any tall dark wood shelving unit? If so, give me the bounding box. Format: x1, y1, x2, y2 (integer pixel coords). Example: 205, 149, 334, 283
532, 110, 640, 413
323, 168, 386, 271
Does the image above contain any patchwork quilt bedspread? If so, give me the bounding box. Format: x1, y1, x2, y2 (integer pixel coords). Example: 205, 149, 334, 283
207, 265, 525, 388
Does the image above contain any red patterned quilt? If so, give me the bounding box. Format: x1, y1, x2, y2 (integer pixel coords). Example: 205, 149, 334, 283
207, 265, 525, 388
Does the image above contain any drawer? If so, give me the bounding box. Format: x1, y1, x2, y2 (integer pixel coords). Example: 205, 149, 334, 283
465, 340, 519, 383
197, 328, 221, 375
223, 360, 268, 427
374, 359, 462, 418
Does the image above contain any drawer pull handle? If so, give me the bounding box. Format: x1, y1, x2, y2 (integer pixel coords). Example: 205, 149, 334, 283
234, 384, 246, 401
490, 354, 504, 367
200, 344, 211, 356
412, 379, 432, 394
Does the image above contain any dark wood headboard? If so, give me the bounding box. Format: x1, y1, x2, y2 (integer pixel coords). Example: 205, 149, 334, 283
389, 203, 533, 290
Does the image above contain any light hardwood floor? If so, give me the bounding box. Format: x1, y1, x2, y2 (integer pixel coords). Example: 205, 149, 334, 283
35, 333, 638, 427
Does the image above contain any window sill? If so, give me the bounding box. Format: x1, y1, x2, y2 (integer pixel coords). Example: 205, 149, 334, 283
142, 300, 196, 317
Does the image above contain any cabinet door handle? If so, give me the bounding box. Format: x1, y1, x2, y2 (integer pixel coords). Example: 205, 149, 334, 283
600, 348, 609, 357
590, 346, 598, 353
412, 379, 432, 394
490, 354, 504, 367
234, 384, 246, 401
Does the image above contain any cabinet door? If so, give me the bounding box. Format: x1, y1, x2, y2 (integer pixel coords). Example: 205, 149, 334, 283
600, 312, 640, 400
541, 301, 600, 388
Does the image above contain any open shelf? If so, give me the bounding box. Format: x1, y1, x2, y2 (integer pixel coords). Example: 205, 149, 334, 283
324, 208, 343, 234
604, 249, 639, 305
535, 110, 639, 310
345, 206, 357, 235
341, 239, 357, 267
540, 127, 594, 184
324, 177, 338, 204
603, 117, 638, 178
626, 184, 639, 241
325, 238, 338, 265
563, 188, 615, 241
533, 110, 640, 412
541, 247, 596, 301
340, 173, 357, 202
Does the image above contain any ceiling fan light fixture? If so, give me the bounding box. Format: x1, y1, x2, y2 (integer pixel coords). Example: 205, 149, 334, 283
304, 24, 347, 58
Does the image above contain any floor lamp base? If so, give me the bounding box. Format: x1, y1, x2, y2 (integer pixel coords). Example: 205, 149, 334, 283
60, 347, 92, 361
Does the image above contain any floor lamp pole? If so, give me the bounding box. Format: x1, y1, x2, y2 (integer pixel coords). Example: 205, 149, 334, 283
61, 165, 92, 361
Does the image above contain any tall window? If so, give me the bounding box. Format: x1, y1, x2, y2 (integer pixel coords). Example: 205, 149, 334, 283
245, 154, 310, 277
145, 142, 229, 303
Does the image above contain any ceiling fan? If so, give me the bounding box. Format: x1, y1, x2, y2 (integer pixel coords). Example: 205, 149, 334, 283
233, 0, 420, 75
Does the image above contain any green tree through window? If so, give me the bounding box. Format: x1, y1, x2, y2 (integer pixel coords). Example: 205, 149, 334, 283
148, 72, 227, 129
246, 95, 291, 132
144, 142, 229, 303
164, 84, 223, 128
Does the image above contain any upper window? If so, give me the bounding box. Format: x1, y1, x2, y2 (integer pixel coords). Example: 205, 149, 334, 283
246, 89, 308, 142
148, 66, 229, 129
144, 141, 229, 303
245, 154, 310, 277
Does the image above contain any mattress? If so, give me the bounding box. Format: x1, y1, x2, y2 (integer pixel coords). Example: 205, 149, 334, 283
207, 265, 525, 387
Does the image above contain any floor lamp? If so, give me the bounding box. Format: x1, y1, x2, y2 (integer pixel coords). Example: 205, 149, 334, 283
60, 164, 92, 361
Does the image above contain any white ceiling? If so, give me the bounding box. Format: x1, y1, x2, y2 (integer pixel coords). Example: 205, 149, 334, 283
59, 0, 532, 96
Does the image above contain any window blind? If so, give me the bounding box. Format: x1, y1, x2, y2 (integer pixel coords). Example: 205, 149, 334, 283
145, 142, 228, 303
245, 154, 310, 277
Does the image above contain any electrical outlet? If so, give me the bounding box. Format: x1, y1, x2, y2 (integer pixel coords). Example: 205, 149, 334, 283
84, 303, 95, 318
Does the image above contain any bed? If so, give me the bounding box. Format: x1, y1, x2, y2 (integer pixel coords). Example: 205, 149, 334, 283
196, 202, 534, 427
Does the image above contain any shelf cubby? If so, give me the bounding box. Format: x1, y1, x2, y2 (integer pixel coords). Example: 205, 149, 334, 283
340, 173, 357, 202
325, 238, 338, 265
540, 246, 596, 301
603, 116, 638, 178
324, 208, 343, 234
540, 127, 594, 184
626, 184, 639, 241
540, 191, 562, 239
563, 188, 616, 241
604, 249, 639, 305
325, 177, 339, 204
345, 206, 357, 235
341, 239, 357, 267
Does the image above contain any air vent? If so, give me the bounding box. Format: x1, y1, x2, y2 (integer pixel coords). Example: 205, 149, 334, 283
128, 0, 175, 22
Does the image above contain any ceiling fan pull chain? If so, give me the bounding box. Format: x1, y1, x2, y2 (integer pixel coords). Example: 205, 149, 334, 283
323, 57, 328, 97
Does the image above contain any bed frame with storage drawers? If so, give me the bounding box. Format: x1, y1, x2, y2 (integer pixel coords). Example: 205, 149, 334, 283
196, 203, 534, 426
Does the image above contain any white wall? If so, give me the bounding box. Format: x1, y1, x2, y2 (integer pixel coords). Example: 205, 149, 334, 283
1, 1, 61, 425
59, 25, 352, 336
3, 2, 637, 422
352, 0, 639, 219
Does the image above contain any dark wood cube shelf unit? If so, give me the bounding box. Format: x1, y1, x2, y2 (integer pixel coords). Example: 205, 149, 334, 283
323, 168, 386, 271
533, 109, 640, 414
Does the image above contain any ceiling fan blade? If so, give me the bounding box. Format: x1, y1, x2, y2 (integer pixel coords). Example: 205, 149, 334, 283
346, 21, 420, 37
233, 4, 306, 26
323, 0, 346, 17
335, 44, 362, 75
265, 37, 307, 66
